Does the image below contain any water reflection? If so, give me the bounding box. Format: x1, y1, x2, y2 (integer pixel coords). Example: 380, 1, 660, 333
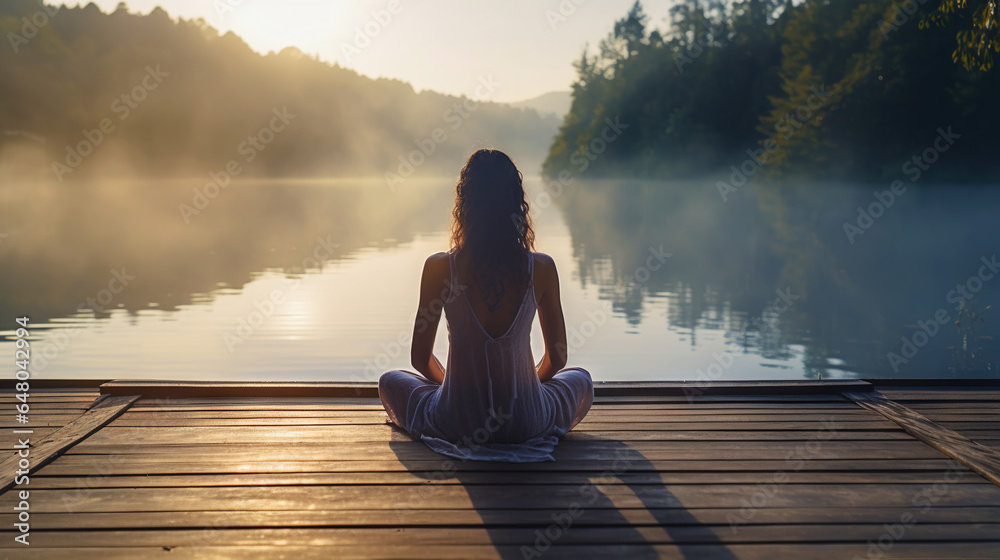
0, 178, 453, 322
556, 179, 999, 379
0, 177, 995, 380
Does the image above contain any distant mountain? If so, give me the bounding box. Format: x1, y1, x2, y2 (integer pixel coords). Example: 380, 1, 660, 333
510, 91, 572, 119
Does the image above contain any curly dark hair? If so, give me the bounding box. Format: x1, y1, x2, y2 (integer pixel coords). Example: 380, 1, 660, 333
450, 149, 535, 297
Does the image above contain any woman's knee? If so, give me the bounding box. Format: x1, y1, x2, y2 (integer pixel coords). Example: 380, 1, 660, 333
378, 369, 410, 392
554, 366, 593, 384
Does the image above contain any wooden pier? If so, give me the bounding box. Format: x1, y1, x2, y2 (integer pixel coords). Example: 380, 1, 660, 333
1, 381, 999, 558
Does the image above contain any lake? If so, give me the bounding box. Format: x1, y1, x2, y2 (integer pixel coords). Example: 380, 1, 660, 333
1, 176, 996, 381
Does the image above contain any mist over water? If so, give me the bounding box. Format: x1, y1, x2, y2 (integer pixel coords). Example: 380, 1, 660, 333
2, 176, 995, 381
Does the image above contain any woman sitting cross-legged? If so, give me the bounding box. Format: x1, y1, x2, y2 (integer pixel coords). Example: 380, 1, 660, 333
378, 149, 593, 462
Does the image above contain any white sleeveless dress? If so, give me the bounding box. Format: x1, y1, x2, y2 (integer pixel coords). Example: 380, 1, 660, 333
378, 252, 594, 462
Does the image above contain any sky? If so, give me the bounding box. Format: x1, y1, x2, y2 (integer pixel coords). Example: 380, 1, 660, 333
80, 0, 673, 102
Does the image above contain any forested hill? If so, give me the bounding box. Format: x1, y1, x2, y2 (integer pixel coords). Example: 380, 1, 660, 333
0, 2, 559, 181
544, 0, 1000, 183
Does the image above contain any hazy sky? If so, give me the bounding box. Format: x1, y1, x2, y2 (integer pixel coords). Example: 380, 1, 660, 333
80, 0, 672, 102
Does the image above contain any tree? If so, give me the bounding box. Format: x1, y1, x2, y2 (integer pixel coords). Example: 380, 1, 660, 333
921, 0, 1000, 71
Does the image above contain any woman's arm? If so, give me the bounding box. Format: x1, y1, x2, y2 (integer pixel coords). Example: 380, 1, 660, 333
534, 253, 568, 383
410, 253, 449, 384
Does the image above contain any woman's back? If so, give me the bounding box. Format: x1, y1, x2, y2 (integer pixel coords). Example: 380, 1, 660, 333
435, 251, 550, 444
377, 148, 593, 462
450, 249, 534, 339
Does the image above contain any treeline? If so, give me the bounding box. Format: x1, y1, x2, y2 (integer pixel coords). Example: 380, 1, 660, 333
543, 0, 1000, 182
0, 1, 558, 181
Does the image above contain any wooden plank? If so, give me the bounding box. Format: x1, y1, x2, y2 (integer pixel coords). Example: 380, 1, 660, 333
592, 380, 873, 396
98, 418, 899, 430
0, 397, 99, 403
125, 402, 861, 412
1, 428, 60, 450
0, 380, 105, 389
99, 380, 873, 399
103, 415, 887, 426
923, 416, 1000, 422
121, 408, 877, 417
0, 391, 100, 397
125, 395, 856, 406
6, 483, 999, 512
0, 406, 94, 412
894, 402, 1000, 409
0, 395, 140, 494
0, 390, 100, 396
98, 418, 894, 429
0, 416, 108, 428
593, 394, 852, 403
942, 429, 1000, 437
24, 470, 985, 488
878, 391, 1000, 401
103, 381, 379, 398
114, 410, 883, 421
2, 544, 999, 560
63, 441, 946, 461
912, 409, 1000, 417
65, 438, 936, 451
37, 458, 964, 475
7, 506, 999, 530
2, 410, 97, 417
0, 524, 997, 547
128, 405, 387, 412
845, 391, 1000, 487
75, 426, 911, 445
125, 399, 866, 409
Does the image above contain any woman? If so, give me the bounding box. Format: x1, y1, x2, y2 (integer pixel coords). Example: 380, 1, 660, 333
378, 149, 593, 462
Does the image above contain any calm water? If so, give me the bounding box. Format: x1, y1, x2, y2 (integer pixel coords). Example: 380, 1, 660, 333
1, 177, 997, 381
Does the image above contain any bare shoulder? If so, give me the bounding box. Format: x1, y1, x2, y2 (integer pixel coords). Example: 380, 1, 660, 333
425, 251, 451, 266
531, 253, 559, 304
532, 252, 559, 284
422, 252, 451, 281
532, 252, 557, 272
